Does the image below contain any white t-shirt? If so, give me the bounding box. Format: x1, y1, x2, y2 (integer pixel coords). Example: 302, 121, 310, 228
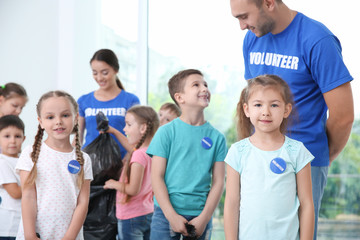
0, 154, 21, 237
15, 143, 93, 240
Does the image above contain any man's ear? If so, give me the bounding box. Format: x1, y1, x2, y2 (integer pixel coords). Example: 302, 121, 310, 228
284, 103, 292, 118
263, 0, 276, 11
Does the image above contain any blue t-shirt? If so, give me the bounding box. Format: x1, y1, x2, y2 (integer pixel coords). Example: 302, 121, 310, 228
243, 12, 353, 166
147, 118, 227, 215
77, 90, 140, 158
225, 137, 314, 240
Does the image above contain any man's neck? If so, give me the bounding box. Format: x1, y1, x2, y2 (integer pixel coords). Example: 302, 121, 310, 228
271, 4, 297, 35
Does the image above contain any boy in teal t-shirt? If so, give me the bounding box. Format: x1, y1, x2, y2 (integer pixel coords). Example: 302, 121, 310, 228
147, 69, 227, 240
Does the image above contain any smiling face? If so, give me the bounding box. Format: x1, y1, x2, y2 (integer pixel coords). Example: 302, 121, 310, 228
243, 85, 291, 135
231, 0, 275, 37
38, 96, 78, 146
0, 126, 25, 157
175, 74, 211, 109
0, 95, 27, 117
123, 112, 146, 146
91, 60, 118, 90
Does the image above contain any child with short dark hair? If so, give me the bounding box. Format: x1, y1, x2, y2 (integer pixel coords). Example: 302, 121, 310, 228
147, 69, 227, 240
0, 115, 26, 240
158, 102, 181, 126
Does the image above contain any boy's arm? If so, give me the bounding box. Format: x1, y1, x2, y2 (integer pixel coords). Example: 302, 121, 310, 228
296, 163, 314, 240
19, 170, 40, 240
151, 155, 188, 236
105, 126, 133, 153
62, 179, 91, 240
3, 182, 22, 199
189, 161, 225, 237
224, 164, 240, 240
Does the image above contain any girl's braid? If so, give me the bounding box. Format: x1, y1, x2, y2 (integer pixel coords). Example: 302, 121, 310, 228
73, 123, 85, 188
26, 125, 44, 187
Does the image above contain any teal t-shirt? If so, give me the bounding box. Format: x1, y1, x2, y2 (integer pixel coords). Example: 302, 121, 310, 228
147, 118, 227, 215
225, 137, 313, 240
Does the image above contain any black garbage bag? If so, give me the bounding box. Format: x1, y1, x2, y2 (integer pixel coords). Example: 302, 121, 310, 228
83, 112, 123, 240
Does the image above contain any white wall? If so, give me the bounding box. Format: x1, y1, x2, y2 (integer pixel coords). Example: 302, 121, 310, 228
0, 0, 101, 146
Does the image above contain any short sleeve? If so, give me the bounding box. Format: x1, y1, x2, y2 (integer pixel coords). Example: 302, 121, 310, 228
131, 149, 148, 168
77, 95, 86, 117
15, 145, 34, 174
214, 134, 227, 162
224, 144, 241, 173
82, 152, 93, 180
295, 143, 314, 174
0, 158, 17, 185
147, 125, 171, 159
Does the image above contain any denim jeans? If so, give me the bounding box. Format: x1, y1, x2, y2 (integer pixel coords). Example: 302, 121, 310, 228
117, 213, 153, 240
0, 237, 16, 240
311, 166, 329, 240
150, 206, 212, 240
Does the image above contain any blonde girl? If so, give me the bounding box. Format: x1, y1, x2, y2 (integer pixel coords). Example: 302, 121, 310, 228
0, 82, 28, 117
104, 105, 159, 240
224, 75, 314, 240
16, 91, 93, 240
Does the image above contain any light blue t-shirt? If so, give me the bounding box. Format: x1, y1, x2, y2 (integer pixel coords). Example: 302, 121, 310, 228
225, 137, 313, 240
77, 90, 140, 158
243, 12, 353, 166
147, 118, 227, 215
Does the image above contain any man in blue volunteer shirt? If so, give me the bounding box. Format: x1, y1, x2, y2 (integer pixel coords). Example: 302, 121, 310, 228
230, 0, 354, 239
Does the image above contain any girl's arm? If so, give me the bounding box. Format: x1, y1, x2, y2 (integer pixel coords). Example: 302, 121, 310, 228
224, 164, 240, 240
77, 116, 86, 145
3, 182, 22, 199
151, 155, 188, 236
297, 163, 314, 240
62, 179, 91, 240
104, 162, 144, 196
105, 126, 133, 153
19, 170, 40, 240
189, 161, 225, 237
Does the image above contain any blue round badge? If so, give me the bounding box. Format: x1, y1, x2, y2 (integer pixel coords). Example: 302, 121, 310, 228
68, 160, 81, 174
201, 137, 213, 149
270, 157, 286, 174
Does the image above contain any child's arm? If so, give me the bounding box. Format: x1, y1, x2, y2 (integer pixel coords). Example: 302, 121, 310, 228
104, 126, 133, 153
151, 155, 188, 236
224, 164, 240, 240
62, 179, 91, 240
2, 182, 22, 199
296, 163, 314, 240
188, 161, 225, 237
104, 162, 144, 196
19, 170, 40, 240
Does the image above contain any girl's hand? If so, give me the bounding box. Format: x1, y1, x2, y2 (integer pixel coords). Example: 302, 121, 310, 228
189, 215, 207, 237
103, 179, 117, 189
167, 213, 188, 236
99, 125, 116, 134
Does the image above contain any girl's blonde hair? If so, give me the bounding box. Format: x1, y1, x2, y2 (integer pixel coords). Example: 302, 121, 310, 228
236, 74, 295, 140
121, 105, 159, 203
25, 91, 85, 188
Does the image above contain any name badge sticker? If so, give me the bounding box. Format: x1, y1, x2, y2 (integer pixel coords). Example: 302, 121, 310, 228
270, 157, 286, 174
201, 137, 213, 149
68, 160, 81, 174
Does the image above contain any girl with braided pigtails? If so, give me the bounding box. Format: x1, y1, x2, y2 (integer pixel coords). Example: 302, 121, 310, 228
104, 105, 159, 240
15, 91, 93, 240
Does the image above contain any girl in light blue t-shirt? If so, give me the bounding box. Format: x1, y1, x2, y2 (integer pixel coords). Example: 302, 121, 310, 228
224, 74, 314, 240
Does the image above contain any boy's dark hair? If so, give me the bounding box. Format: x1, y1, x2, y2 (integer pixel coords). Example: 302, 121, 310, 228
0, 115, 25, 133
168, 69, 203, 106
160, 102, 181, 117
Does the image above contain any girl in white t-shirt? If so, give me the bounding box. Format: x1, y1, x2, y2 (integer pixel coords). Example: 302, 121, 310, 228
16, 91, 93, 240
104, 105, 159, 240
224, 75, 314, 240
0, 115, 25, 240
